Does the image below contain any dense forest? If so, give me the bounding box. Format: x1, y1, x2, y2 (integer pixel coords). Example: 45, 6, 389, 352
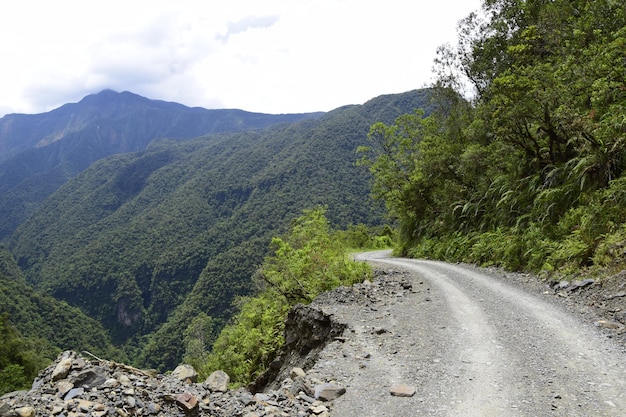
0, 248, 122, 393
361, 0, 626, 275
0, 89, 430, 393
0, 90, 321, 242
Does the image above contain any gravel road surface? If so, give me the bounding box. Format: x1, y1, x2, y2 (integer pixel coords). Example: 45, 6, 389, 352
310, 250, 626, 416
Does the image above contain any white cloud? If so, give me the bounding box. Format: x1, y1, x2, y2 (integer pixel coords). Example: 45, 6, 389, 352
0, 0, 482, 116
218, 14, 281, 42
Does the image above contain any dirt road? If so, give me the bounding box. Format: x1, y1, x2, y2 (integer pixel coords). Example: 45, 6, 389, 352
309, 251, 626, 416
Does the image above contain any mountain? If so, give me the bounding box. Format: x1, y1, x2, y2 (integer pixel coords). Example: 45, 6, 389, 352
7, 89, 432, 370
0, 90, 322, 241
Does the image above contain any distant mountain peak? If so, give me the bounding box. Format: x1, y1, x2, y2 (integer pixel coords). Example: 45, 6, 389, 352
77, 89, 150, 108
0, 89, 330, 239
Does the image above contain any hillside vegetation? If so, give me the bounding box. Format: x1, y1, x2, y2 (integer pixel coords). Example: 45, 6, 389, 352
360, 0, 626, 275
0, 248, 121, 394
199, 207, 372, 386
6, 90, 430, 372
0, 90, 321, 241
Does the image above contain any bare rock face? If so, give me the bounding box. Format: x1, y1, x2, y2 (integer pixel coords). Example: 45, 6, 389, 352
314, 383, 347, 401
250, 304, 347, 393
389, 384, 416, 397
50, 356, 72, 381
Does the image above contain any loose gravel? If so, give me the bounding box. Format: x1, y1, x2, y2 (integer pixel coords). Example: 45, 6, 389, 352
309, 250, 625, 416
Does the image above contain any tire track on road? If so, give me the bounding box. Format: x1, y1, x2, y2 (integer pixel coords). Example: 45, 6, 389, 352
337, 251, 626, 416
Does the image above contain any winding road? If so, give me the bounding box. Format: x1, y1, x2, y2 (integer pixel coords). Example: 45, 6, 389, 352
313, 251, 626, 416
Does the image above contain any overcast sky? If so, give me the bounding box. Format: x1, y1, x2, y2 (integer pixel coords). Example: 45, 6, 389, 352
0, 0, 482, 117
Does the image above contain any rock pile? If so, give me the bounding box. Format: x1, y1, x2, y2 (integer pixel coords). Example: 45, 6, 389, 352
0, 350, 346, 417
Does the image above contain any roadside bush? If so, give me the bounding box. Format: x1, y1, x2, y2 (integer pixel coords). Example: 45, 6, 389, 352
201, 207, 371, 386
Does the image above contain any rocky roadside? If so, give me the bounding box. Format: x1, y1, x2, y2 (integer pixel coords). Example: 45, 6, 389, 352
0, 348, 348, 417
488, 265, 626, 343
0, 269, 424, 417
1, 259, 623, 417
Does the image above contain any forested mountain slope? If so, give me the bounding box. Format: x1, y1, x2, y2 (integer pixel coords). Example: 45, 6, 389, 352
8, 89, 431, 369
0, 247, 121, 392
0, 247, 119, 359
0, 90, 321, 241
361, 0, 626, 275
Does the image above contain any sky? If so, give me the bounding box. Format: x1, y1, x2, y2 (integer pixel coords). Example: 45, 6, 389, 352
0, 0, 482, 117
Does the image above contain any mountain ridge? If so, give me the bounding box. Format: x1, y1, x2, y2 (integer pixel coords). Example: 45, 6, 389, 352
5, 88, 433, 370
0, 90, 323, 241
0, 89, 323, 158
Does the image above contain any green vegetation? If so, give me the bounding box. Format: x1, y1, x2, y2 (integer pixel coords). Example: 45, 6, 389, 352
198, 207, 370, 386
360, 0, 626, 276
0, 313, 47, 395
0, 90, 322, 241
338, 223, 395, 251
0, 247, 121, 394
7, 90, 430, 371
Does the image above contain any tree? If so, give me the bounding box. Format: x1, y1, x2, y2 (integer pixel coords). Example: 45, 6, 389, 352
0, 313, 46, 394
202, 207, 370, 385
182, 312, 215, 371
363, 0, 626, 271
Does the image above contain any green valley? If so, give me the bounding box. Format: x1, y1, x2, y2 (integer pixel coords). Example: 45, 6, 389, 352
2, 89, 431, 377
